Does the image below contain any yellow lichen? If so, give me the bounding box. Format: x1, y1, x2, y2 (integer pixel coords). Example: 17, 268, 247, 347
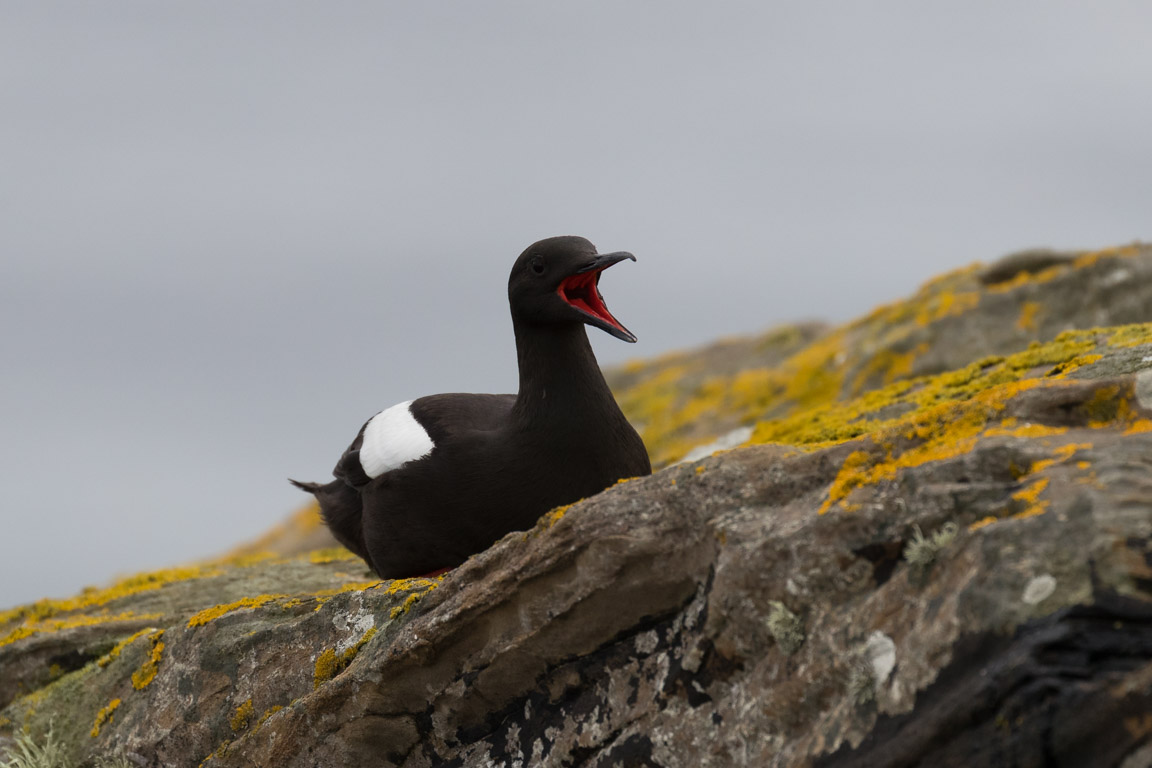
542, 504, 572, 528
1011, 476, 1051, 519
97, 627, 156, 667
1012, 476, 1049, 505
820, 450, 874, 515
309, 580, 385, 611
818, 379, 1042, 514
90, 698, 121, 738
307, 548, 359, 565
1, 611, 162, 648
229, 698, 254, 732
257, 705, 284, 728
0, 566, 215, 630
914, 289, 980, 327
222, 501, 324, 560
187, 595, 286, 628
1013, 503, 1050, 520
1125, 419, 1152, 435
389, 591, 425, 620
313, 626, 378, 689
1017, 301, 1042, 331
1109, 322, 1152, 348
984, 423, 1069, 439
131, 629, 166, 690
1030, 443, 1092, 473
969, 516, 999, 531
313, 647, 339, 689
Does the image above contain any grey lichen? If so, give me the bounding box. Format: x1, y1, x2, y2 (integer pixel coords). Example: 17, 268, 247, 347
846, 656, 876, 706
0, 726, 71, 768
904, 522, 959, 568
766, 601, 805, 656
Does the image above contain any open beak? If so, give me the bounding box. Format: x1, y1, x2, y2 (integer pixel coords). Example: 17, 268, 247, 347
557, 251, 638, 343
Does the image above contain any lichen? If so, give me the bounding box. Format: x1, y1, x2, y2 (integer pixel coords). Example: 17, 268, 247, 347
229, 699, 254, 732
256, 705, 284, 728
609, 246, 1149, 469
846, 657, 876, 706
186, 595, 287, 628
1017, 301, 1041, 331
313, 626, 378, 689
96, 627, 155, 668
766, 602, 805, 655
90, 698, 121, 738
130, 630, 165, 690
306, 548, 360, 565
1, 611, 162, 648
0, 566, 218, 630
5, 724, 71, 766
309, 581, 384, 611
542, 504, 572, 528
904, 522, 959, 568
1030, 443, 1092, 473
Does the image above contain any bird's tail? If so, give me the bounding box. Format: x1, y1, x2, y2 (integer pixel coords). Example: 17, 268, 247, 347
288, 478, 323, 493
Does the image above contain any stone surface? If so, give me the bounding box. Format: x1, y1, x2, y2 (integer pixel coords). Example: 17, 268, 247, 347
2, 243, 1151, 767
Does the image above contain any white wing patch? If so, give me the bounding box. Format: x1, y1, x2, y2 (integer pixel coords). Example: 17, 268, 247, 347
359, 400, 435, 479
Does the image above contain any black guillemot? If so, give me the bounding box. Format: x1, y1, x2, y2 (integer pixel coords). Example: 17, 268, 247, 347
291, 236, 652, 578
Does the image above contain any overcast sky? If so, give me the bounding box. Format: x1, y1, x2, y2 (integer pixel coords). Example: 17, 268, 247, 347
2, 2, 1149, 610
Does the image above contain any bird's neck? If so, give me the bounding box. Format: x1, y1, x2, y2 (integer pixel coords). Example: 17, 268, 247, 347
510, 322, 618, 427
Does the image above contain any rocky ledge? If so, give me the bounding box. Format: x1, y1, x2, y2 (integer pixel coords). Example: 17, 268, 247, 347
2, 244, 1151, 767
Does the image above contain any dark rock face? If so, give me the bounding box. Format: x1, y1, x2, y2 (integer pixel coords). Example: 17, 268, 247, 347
3, 244, 1152, 767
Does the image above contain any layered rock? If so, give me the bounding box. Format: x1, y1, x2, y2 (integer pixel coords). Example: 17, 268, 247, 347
2, 243, 1151, 767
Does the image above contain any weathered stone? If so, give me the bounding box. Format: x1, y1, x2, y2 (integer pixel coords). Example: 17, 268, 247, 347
3, 244, 1151, 767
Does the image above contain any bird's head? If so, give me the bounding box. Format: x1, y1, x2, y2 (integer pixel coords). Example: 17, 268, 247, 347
507, 235, 637, 343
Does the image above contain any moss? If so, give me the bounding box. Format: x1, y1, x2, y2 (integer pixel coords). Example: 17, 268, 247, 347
229, 699, 254, 733
130, 630, 165, 690
90, 698, 121, 738
766, 602, 805, 655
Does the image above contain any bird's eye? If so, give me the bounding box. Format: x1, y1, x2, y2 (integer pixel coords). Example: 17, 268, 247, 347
530, 256, 545, 275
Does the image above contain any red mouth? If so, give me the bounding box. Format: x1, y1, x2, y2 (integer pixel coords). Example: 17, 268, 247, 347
557, 270, 630, 336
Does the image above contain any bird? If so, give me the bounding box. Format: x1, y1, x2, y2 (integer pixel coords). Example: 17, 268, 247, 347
291, 235, 652, 579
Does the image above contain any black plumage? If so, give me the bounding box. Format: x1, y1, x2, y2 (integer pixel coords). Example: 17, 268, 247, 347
291, 236, 651, 578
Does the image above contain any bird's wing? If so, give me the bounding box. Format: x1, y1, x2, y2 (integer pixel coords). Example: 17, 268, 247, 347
332, 420, 372, 487
333, 394, 516, 487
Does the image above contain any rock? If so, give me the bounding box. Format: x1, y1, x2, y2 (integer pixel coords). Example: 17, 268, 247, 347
615, 242, 1152, 467
977, 247, 1076, 286
2, 243, 1151, 767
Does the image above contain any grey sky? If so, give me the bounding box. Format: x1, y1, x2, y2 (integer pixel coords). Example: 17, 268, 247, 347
2, 2, 1149, 609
